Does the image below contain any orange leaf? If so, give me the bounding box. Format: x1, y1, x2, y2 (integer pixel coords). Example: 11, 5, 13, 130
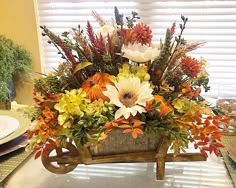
212, 119, 219, 126
111, 122, 119, 127
119, 124, 131, 129
209, 144, 214, 154
43, 106, 54, 121
214, 142, 224, 148
207, 116, 213, 120
203, 126, 218, 134
200, 149, 208, 157
103, 122, 113, 129
45, 143, 56, 150
182, 82, 191, 93
33, 145, 42, 151
211, 132, 221, 140
38, 141, 44, 146
117, 118, 129, 124
220, 117, 231, 123
191, 128, 199, 135
204, 137, 210, 143
193, 88, 201, 97
195, 117, 202, 124
200, 132, 206, 140
132, 119, 145, 127
131, 131, 138, 139
214, 147, 219, 156
202, 146, 209, 151
48, 139, 57, 147
105, 129, 112, 134
122, 129, 132, 133
42, 148, 49, 157
134, 128, 144, 135
34, 150, 42, 160
204, 119, 210, 126
197, 141, 206, 146
193, 135, 201, 140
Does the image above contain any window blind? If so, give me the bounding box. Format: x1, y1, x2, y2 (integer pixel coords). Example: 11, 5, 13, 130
35, 0, 236, 98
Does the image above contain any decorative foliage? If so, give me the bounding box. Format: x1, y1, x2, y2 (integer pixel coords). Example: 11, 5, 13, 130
0, 35, 32, 102
26, 7, 230, 158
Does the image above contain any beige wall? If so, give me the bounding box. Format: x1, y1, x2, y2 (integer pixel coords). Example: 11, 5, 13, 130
0, 0, 41, 105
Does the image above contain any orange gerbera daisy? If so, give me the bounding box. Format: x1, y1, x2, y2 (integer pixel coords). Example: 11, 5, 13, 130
82, 72, 113, 102
146, 95, 173, 117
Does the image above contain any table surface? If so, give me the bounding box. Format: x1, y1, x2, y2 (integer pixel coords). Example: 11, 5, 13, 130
2, 147, 234, 188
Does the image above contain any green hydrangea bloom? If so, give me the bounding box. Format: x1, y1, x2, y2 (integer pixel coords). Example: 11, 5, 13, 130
173, 98, 190, 113
118, 63, 150, 81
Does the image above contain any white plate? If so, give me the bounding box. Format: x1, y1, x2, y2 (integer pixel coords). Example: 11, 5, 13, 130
0, 110, 30, 145
0, 115, 19, 140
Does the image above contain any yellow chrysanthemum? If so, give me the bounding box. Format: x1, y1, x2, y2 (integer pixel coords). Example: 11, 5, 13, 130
54, 89, 89, 126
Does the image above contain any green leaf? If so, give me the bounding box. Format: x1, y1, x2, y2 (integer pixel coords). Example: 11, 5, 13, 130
73, 62, 93, 74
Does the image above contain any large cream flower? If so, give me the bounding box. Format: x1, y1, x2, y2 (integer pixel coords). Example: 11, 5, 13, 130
103, 76, 153, 119
122, 43, 160, 63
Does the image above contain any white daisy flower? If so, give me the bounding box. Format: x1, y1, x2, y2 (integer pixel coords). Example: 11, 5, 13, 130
103, 76, 153, 119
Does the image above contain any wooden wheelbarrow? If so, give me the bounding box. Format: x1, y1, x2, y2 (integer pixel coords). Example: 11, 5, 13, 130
41, 131, 206, 180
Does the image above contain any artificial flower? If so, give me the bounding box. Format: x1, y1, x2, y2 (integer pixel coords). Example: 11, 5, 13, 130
150, 42, 161, 49
117, 63, 150, 81
122, 28, 136, 45
26, 7, 230, 160
122, 43, 159, 63
82, 72, 113, 102
180, 57, 201, 78
132, 23, 152, 45
54, 89, 89, 125
84, 98, 114, 117
103, 76, 153, 119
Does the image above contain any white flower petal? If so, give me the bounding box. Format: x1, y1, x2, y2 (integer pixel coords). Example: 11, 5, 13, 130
104, 76, 153, 119
115, 106, 129, 119
130, 107, 138, 116
136, 82, 153, 106
133, 105, 146, 114
103, 85, 123, 107
122, 43, 160, 63
123, 110, 131, 119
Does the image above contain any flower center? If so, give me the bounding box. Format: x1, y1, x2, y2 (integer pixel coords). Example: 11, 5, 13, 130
89, 80, 96, 87
120, 92, 138, 108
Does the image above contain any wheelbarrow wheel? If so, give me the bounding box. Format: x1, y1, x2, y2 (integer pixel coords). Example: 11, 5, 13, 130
41, 142, 80, 174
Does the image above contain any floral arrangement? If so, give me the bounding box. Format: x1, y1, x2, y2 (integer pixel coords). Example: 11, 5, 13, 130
26, 7, 230, 159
